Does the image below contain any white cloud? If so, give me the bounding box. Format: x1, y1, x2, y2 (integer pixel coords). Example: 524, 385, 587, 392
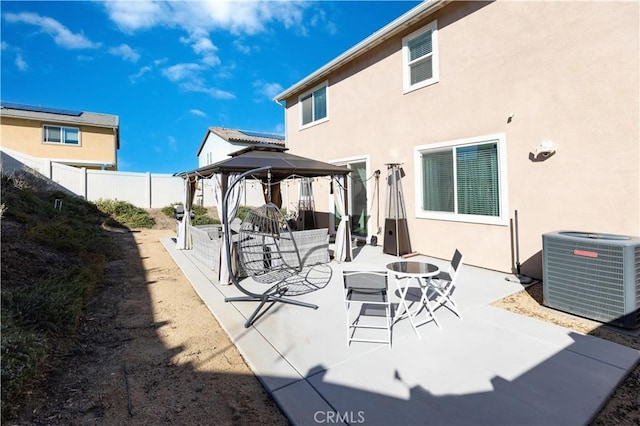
102, 0, 169, 33
253, 80, 283, 100
161, 62, 234, 99
4, 12, 100, 49
103, 1, 311, 99
103, 0, 309, 36
129, 58, 168, 83
15, 53, 28, 71
180, 81, 235, 100
129, 65, 153, 83
180, 31, 220, 66
109, 44, 140, 63
233, 39, 258, 55
162, 63, 202, 82
1, 41, 8, 50
190, 109, 207, 118
192, 36, 215, 55
168, 135, 178, 151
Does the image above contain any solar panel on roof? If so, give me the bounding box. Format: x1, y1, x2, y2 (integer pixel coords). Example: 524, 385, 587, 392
1, 102, 83, 117
240, 130, 285, 140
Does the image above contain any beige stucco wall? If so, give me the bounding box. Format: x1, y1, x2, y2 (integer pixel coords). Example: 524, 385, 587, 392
0, 116, 118, 169
282, 1, 640, 277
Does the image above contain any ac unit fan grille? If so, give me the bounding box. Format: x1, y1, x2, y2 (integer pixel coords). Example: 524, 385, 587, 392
545, 240, 625, 322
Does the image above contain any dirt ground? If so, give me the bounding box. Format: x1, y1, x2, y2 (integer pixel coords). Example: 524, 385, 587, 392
9, 209, 639, 425
10, 210, 288, 425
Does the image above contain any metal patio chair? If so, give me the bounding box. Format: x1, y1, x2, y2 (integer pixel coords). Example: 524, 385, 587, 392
343, 271, 392, 347
421, 249, 464, 321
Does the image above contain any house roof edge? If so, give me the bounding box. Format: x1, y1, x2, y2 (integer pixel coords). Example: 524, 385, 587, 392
274, 0, 447, 102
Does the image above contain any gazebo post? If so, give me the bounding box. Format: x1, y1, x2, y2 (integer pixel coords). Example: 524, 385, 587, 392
221, 172, 229, 200
344, 177, 352, 261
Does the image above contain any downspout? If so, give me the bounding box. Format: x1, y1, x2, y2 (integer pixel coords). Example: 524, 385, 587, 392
113, 126, 120, 170
273, 98, 287, 147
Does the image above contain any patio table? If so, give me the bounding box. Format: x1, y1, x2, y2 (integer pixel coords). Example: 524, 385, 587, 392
386, 261, 440, 338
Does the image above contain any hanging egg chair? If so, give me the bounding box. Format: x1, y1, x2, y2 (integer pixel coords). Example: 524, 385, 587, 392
222, 166, 331, 327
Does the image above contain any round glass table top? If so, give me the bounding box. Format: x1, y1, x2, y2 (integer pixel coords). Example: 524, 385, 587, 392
386, 261, 439, 276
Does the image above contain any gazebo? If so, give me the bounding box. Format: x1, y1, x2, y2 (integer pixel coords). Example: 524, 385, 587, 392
175, 143, 354, 284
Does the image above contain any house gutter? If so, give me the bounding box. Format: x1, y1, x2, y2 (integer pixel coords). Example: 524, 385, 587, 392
273, 0, 448, 102
273, 98, 288, 148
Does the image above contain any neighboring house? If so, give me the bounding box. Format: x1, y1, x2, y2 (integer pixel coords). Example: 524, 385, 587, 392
196, 126, 285, 167
196, 126, 286, 207
0, 102, 119, 170
275, 0, 639, 277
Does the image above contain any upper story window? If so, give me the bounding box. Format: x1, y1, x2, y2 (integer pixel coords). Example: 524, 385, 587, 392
403, 20, 439, 93
299, 82, 328, 128
43, 124, 80, 145
414, 134, 508, 226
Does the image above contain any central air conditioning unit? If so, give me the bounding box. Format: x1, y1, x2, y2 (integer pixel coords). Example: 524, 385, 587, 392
542, 231, 640, 329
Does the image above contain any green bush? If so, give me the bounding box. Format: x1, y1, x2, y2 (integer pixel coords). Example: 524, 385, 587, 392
236, 205, 253, 222
192, 204, 208, 216
1, 174, 117, 419
162, 203, 219, 225
2, 266, 95, 336
192, 215, 218, 225
95, 199, 155, 229
26, 221, 119, 259
161, 203, 179, 218
1, 319, 48, 418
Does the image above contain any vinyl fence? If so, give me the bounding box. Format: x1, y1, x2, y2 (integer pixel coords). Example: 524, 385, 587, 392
0, 148, 216, 208
0, 148, 273, 209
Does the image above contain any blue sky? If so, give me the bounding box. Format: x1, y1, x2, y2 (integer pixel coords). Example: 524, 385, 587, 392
1, 0, 420, 173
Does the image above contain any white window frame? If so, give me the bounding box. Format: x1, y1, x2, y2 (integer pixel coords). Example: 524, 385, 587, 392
402, 20, 439, 94
299, 81, 329, 129
42, 124, 81, 146
413, 133, 509, 226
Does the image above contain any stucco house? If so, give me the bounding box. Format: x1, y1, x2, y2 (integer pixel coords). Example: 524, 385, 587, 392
196, 126, 286, 207
0, 102, 119, 170
275, 0, 639, 278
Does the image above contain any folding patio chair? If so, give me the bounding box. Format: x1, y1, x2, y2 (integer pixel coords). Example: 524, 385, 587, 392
422, 249, 464, 321
343, 271, 392, 347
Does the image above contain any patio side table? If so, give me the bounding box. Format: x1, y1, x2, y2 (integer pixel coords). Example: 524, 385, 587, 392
386, 261, 440, 339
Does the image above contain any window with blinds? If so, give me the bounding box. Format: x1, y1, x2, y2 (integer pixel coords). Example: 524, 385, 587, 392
300, 83, 328, 127
403, 20, 438, 93
415, 134, 508, 225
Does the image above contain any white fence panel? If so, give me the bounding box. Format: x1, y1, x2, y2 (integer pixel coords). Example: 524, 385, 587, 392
1, 148, 51, 178
51, 162, 84, 196
87, 170, 150, 207
150, 174, 185, 208
1, 148, 254, 209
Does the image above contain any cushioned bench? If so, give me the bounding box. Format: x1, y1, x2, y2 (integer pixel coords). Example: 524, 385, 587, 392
189, 225, 329, 276
286, 228, 330, 267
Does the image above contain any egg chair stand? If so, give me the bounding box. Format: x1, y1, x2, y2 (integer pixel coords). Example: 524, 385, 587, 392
222, 166, 319, 328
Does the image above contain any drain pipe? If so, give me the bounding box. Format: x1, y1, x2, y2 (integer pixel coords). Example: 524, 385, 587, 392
515, 209, 523, 276
505, 209, 534, 285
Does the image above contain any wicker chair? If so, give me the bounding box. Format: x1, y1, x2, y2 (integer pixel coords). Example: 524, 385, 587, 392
222, 168, 332, 328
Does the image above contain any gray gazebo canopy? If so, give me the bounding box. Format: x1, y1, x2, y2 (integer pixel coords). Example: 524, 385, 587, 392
175, 143, 354, 272
176, 143, 352, 181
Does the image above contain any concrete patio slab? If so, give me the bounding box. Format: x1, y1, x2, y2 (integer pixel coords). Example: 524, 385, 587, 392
161, 238, 639, 426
